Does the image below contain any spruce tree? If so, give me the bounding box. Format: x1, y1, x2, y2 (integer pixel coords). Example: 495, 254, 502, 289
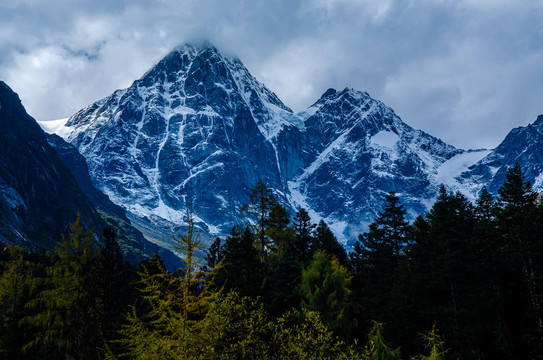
293, 208, 315, 264
241, 179, 278, 260
267, 244, 302, 316
351, 192, 409, 339
312, 220, 349, 267
496, 162, 543, 354
299, 250, 352, 338
210, 226, 264, 298
23, 215, 102, 360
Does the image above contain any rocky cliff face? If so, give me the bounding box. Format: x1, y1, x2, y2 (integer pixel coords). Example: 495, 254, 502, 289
61, 42, 296, 238
455, 114, 543, 196
0, 81, 101, 249
287, 88, 463, 241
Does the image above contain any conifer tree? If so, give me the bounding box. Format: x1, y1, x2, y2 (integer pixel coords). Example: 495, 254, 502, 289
0, 246, 37, 359
210, 226, 264, 298
364, 321, 401, 360
497, 162, 543, 352
299, 250, 352, 338
267, 244, 302, 316
241, 179, 278, 259
350, 192, 409, 338
203, 237, 224, 273
173, 198, 204, 339
411, 325, 448, 360
312, 220, 349, 267
407, 186, 479, 357
293, 208, 315, 264
23, 215, 102, 360
267, 202, 294, 256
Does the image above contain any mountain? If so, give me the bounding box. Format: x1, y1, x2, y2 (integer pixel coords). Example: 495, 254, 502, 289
42, 41, 484, 245
0, 81, 101, 249
48, 42, 297, 243
0, 81, 182, 268
455, 114, 543, 195
287, 87, 464, 240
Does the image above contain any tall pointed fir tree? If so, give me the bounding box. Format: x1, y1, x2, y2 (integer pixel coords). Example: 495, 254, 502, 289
407, 186, 483, 358
311, 220, 349, 267
292, 208, 315, 264
496, 162, 543, 356
23, 215, 103, 360
241, 180, 278, 263
350, 191, 409, 340
299, 250, 352, 339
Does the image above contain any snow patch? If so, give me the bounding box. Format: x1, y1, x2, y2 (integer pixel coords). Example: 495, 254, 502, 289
370, 130, 399, 148
37, 118, 72, 139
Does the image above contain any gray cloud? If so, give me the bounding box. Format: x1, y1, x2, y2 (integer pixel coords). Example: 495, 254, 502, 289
1, 0, 542, 149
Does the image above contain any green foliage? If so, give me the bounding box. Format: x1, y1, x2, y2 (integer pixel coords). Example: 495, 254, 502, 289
209, 226, 264, 298
312, 220, 349, 267
203, 237, 224, 273
241, 179, 278, 258
118, 256, 188, 359
267, 244, 302, 316
23, 214, 103, 359
273, 310, 362, 360
293, 208, 315, 264
411, 325, 448, 360
299, 250, 352, 337
0, 246, 38, 359
364, 321, 401, 360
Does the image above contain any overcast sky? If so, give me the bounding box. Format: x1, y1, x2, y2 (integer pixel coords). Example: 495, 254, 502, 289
1, 0, 542, 149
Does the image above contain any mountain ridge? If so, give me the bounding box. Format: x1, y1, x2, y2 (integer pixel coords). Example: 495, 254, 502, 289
37, 42, 543, 246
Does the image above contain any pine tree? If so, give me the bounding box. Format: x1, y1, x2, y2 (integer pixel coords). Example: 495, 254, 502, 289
267, 202, 294, 256
241, 179, 278, 260
293, 208, 315, 264
267, 244, 302, 316
210, 226, 264, 298
350, 192, 409, 339
94, 227, 133, 354
407, 186, 480, 357
203, 237, 224, 273
496, 162, 543, 353
173, 198, 205, 339
0, 246, 37, 359
312, 220, 349, 267
364, 321, 401, 360
23, 214, 103, 360
410, 325, 448, 360
299, 250, 352, 338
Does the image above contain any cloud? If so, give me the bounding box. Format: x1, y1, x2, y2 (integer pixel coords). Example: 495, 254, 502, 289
0, 0, 542, 149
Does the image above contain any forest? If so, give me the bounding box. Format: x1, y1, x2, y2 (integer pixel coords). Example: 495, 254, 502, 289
1, 162, 543, 359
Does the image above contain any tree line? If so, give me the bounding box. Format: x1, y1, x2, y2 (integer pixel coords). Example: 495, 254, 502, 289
1, 162, 543, 359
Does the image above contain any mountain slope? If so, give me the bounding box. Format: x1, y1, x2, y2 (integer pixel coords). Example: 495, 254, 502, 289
287, 88, 462, 241
55, 42, 297, 243
0, 81, 101, 249
456, 114, 543, 195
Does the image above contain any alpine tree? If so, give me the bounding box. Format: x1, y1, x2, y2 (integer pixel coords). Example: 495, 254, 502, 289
292, 208, 315, 264
209, 226, 264, 298
496, 162, 543, 355
23, 215, 103, 360
350, 192, 409, 339
241, 179, 278, 261
173, 198, 205, 339
312, 220, 349, 267
299, 250, 352, 339
202, 237, 224, 273
407, 186, 495, 358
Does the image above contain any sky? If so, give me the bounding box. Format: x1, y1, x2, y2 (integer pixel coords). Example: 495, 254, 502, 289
1, 0, 542, 150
